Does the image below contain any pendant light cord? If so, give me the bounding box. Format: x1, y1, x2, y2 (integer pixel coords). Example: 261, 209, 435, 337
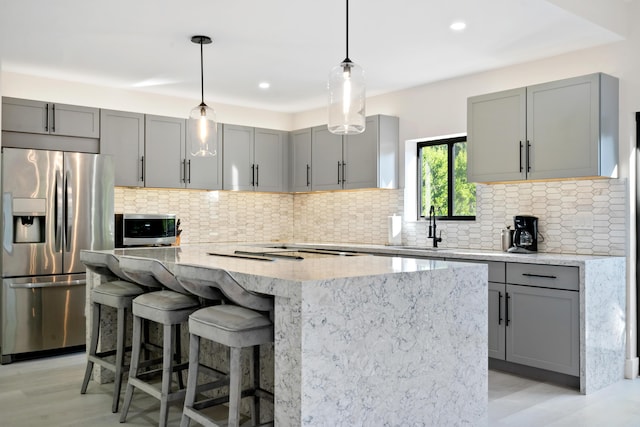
199, 40, 205, 105
345, 0, 350, 61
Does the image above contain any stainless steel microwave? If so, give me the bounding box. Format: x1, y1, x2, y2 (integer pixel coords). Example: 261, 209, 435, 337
115, 213, 176, 247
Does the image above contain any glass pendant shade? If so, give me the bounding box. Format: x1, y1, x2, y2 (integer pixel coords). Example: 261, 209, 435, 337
187, 102, 217, 157
328, 60, 366, 135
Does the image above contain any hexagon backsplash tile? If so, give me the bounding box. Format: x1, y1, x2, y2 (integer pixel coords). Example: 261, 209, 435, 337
115, 178, 626, 256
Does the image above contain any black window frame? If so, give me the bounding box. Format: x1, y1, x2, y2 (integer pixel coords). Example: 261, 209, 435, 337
417, 135, 476, 221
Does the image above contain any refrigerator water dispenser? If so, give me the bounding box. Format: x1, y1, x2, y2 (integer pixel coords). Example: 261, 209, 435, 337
12, 198, 45, 244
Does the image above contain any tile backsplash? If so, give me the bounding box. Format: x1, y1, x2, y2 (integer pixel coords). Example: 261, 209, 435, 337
115, 178, 626, 256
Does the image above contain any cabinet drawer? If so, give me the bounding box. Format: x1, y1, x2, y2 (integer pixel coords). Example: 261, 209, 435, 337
452, 259, 505, 283
506, 263, 579, 291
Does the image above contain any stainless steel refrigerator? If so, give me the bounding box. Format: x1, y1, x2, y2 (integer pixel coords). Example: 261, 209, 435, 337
1, 147, 114, 363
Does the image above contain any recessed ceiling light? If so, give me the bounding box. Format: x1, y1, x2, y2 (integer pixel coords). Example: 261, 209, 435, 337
450, 21, 466, 31
259, 82, 270, 89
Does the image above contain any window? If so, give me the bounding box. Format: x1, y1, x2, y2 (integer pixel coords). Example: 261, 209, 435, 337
418, 136, 476, 220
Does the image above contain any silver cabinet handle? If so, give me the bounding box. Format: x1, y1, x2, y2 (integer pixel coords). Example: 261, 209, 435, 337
10, 279, 86, 289
181, 159, 187, 183
337, 161, 341, 184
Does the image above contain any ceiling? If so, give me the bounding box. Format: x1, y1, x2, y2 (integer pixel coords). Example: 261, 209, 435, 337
0, 0, 629, 113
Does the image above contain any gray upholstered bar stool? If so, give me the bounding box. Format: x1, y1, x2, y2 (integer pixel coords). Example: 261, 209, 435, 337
173, 265, 274, 427
118, 256, 217, 427
80, 253, 147, 413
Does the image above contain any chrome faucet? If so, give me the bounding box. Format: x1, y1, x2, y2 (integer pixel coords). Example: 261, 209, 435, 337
428, 206, 442, 248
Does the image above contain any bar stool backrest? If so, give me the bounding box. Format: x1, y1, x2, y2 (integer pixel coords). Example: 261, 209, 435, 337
173, 264, 273, 313
82, 252, 133, 282
118, 256, 177, 292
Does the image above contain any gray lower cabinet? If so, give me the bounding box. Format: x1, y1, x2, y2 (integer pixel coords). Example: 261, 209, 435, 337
2, 97, 99, 138
100, 109, 145, 187
506, 283, 579, 376
222, 124, 286, 192
459, 258, 580, 376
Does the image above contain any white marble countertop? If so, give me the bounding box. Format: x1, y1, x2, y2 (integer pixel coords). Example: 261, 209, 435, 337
104, 243, 466, 281
268, 242, 623, 265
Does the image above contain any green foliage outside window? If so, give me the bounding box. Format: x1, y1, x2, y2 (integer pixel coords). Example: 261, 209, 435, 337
419, 138, 476, 219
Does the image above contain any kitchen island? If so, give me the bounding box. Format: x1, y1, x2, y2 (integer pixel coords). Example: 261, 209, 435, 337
82, 244, 489, 426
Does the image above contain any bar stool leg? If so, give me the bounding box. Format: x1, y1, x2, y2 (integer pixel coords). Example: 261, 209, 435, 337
120, 314, 142, 423
228, 347, 242, 427
174, 324, 185, 389
112, 306, 127, 413
180, 333, 201, 427
159, 324, 174, 427
251, 345, 261, 425
81, 301, 101, 395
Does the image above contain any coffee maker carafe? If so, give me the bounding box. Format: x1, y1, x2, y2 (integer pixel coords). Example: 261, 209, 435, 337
510, 215, 538, 253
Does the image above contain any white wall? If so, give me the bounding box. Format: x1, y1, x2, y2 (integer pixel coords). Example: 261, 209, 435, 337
0, 72, 294, 131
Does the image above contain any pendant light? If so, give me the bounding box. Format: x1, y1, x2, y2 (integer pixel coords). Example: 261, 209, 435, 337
328, 0, 366, 135
187, 35, 217, 157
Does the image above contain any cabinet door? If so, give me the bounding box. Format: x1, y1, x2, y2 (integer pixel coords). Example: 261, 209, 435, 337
2, 98, 49, 134
292, 128, 312, 192
51, 103, 100, 138
311, 126, 343, 191
254, 128, 285, 192
100, 109, 144, 187
467, 88, 526, 182
488, 282, 506, 360
223, 124, 255, 191
186, 126, 222, 190
506, 284, 579, 376
144, 115, 185, 188
343, 116, 378, 190
527, 74, 599, 180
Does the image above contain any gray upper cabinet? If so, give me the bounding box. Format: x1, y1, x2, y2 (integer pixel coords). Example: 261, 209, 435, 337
291, 128, 312, 192
467, 73, 618, 183
467, 88, 526, 182
344, 115, 399, 190
2, 97, 99, 138
311, 126, 343, 191
223, 124, 286, 192
310, 115, 399, 191
100, 109, 145, 187
144, 115, 185, 189
141, 114, 221, 190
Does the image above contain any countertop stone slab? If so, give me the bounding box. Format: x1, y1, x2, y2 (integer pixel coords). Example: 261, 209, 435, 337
82, 244, 489, 426
302, 242, 625, 395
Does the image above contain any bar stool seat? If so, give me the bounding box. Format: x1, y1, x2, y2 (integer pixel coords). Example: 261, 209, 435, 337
81, 256, 146, 413
174, 265, 274, 427
118, 256, 215, 427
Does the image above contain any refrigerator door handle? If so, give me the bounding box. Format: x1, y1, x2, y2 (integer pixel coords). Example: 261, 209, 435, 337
9, 279, 86, 289
65, 170, 73, 252
55, 169, 64, 252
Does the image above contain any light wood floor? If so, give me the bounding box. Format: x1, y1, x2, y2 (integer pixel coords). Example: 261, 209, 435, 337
1, 351, 640, 426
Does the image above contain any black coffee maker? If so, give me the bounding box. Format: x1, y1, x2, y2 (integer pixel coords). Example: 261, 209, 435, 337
510, 215, 538, 253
